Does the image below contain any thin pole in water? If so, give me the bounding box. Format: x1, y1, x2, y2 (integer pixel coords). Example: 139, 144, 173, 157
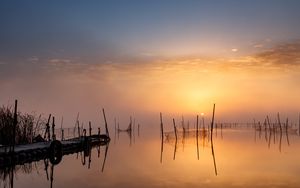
299, 113, 300, 136
210, 104, 216, 141
160, 113, 164, 164
277, 113, 282, 134
160, 112, 164, 139
102, 108, 109, 137
196, 115, 199, 160
52, 116, 56, 140
173, 118, 178, 141
89, 121, 92, 136
61, 116, 64, 140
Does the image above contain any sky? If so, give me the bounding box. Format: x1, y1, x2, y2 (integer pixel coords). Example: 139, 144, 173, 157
0, 1, 300, 128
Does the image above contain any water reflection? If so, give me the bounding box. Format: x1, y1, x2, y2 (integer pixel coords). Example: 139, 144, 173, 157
254, 115, 297, 152
2, 124, 300, 188
162, 128, 218, 175
0, 141, 110, 188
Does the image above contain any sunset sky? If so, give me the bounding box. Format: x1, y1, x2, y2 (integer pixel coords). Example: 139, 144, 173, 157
0, 1, 300, 127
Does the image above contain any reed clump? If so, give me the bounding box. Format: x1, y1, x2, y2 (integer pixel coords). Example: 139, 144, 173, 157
0, 105, 45, 145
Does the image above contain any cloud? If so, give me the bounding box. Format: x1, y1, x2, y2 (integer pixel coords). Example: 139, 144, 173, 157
255, 40, 300, 65
28, 56, 39, 63
140, 52, 156, 57
253, 44, 263, 48
48, 58, 72, 64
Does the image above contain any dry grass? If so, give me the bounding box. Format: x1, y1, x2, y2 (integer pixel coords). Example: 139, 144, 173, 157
0, 105, 46, 145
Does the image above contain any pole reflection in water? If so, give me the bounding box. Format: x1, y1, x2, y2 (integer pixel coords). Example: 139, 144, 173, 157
0, 141, 110, 188
160, 134, 163, 164
211, 138, 218, 176
101, 143, 109, 172
161, 119, 219, 177
173, 138, 178, 161
254, 115, 294, 152
115, 117, 140, 146
3, 122, 300, 188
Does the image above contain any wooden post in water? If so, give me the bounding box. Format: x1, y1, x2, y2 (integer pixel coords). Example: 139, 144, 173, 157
196, 115, 199, 160
285, 118, 288, 133
114, 118, 117, 133
102, 108, 109, 137
73, 112, 79, 137
77, 120, 80, 138
60, 117, 64, 141
44, 114, 51, 141
160, 113, 164, 163
173, 118, 178, 141
52, 116, 56, 140
196, 115, 199, 137
202, 116, 205, 130
210, 104, 216, 141
277, 113, 282, 133
299, 113, 300, 136
89, 121, 92, 136
267, 116, 271, 131
160, 112, 164, 139
12, 100, 18, 153
286, 118, 290, 146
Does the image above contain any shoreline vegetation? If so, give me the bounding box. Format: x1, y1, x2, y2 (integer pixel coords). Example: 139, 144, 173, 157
0, 103, 45, 146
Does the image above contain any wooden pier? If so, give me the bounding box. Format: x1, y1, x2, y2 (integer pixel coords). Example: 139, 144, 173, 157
0, 134, 110, 168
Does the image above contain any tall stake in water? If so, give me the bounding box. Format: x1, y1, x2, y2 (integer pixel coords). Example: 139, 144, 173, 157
277, 113, 282, 133
210, 104, 216, 141
196, 115, 199, 160
160, 112, 164, 139
299, 113, 300, 136
52, 116, 56, 140
102, 108, 109, 137
173, 118, 178, 141
159, 112, 164, 163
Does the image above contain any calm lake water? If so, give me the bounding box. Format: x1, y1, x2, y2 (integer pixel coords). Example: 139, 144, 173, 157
1, 127, 300, 188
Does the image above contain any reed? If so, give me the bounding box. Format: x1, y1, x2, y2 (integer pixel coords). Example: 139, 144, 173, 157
0, 103, 46, 145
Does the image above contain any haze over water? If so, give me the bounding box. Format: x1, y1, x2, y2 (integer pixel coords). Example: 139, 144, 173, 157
0, 1, 300, 187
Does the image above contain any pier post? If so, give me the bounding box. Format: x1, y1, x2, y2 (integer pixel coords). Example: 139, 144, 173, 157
61, 129, 64, 141
89, 121, 92, 136
45, 114, 51, 141
52, 117, 56, 140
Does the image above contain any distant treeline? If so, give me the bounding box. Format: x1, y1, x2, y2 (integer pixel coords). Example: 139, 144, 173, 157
0, 105, 46, 145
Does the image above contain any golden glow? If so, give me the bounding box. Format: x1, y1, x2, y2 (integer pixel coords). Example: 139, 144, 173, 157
2, 42, 300, 123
